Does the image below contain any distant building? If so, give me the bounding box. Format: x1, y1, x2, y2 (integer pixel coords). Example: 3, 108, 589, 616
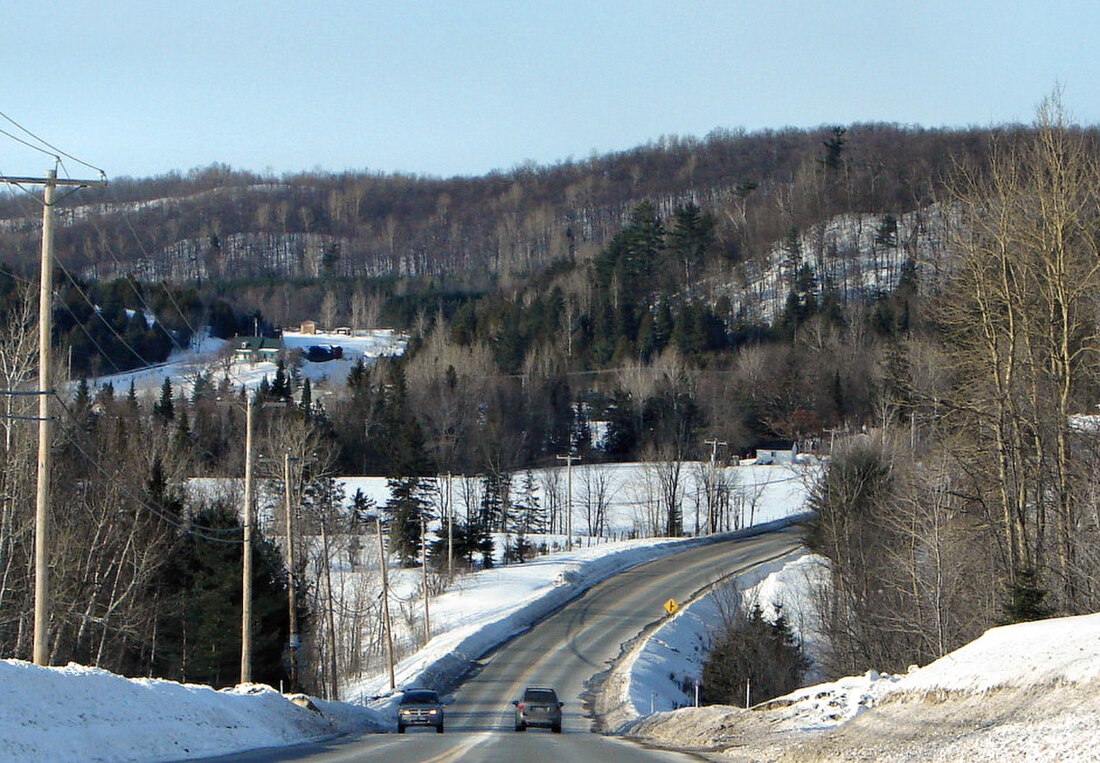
754, 439, 798, 464
299, 320, 317, 335
333, 326, 352, 336
234, 336, 282, 364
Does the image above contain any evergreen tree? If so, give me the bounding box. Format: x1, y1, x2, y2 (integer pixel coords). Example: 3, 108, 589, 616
154, 377, 175, 424
270, 359, 291, 400
604, 389, 638, 457
299, 377, 313, 414
191, 372, 213, 403
172, 394, 191, 450
702, 602, 810, 707
127, 379, 139, 413
382, 476, 431, 566
151, 503, 289, 688
667, 202, 716, 291
1001, 568, 1053, 624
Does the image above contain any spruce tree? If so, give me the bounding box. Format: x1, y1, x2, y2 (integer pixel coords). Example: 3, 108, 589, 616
154, 377, 175, 424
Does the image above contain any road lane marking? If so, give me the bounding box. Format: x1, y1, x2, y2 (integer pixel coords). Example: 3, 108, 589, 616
419, 731, 493, 763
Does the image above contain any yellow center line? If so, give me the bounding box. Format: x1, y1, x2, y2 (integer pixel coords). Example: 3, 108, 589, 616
419, 732, 493, 763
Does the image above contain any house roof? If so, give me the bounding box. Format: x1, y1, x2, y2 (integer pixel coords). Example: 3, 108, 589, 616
236, 336, 282, 352
756, 439, 796, 451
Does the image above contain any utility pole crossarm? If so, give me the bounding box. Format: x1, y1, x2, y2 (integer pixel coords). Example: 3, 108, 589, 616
0, 175, 107, 187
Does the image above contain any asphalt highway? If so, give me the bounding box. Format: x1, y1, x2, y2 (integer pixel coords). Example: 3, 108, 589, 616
197, 523, 806, 762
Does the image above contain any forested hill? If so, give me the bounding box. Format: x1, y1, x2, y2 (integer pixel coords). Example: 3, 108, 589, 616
0, 124, 1003, 288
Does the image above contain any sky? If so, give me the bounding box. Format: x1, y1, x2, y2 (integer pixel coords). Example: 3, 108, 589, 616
2, 1, 1098, 181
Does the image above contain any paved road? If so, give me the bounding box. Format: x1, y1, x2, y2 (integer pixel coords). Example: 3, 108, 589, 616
199, 524, 806, 762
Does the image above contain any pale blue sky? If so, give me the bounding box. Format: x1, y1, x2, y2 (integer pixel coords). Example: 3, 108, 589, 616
2, 1, 1096, 180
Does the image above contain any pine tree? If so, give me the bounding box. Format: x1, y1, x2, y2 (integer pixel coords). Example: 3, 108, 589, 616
1001, 568, 1053, 624
299, 377, 313, 414
172, 394, 191, 450
270, 359, 291, 400
702, 602, 809, 707
383, 476, 431, 566
154, 377, 175, 424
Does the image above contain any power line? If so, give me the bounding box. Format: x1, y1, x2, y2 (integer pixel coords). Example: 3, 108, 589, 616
51, 391, 246, 544
52, 260, 157, 369
0, 108, 106, 177
81, 198, 200, 356
0, 125, 59, 162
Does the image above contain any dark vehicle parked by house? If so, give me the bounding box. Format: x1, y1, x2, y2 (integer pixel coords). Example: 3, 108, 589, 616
304, 344, 342, 362
397, 689, 444, 733
513, 687, 563, 732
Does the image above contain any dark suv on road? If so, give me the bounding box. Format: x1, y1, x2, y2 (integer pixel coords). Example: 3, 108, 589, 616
397, 689, 444, 733
513, 687, 563, 733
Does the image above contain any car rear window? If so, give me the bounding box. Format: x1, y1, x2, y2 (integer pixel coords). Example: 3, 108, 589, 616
523, 689, 557, 703
401, 691, 439, 704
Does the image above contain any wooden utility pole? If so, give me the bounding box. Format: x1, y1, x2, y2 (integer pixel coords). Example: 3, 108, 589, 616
420, 512, 430, 645
446, 473, 453, 578
319, 517, 338, 700
375, 515, 396, 690
703, 438, 726, 534
241, 394, 255, 684
556, 454, 580, 551
283, 452, 299, 690
0, 168, 106, 666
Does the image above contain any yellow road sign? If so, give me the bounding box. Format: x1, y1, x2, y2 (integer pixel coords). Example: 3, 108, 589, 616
664, 598, 679, 616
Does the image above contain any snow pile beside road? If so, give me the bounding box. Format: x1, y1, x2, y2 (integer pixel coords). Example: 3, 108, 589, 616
0, 660, 385, 763
624, 606, 1100, 762
885, 613, 1100, 695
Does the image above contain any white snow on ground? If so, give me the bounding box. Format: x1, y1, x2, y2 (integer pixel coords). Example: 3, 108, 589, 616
887, 612, 1100, 694
344, 525, 803, 711
14, 452, 1099, 762
0, 661, 385, 763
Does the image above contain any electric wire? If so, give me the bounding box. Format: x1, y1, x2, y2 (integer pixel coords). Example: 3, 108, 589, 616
52, 259, 157, 369
0, 108, 106, 177
0, 125, 59, 162
51, 391, 247, 543
80, 199, 200, 356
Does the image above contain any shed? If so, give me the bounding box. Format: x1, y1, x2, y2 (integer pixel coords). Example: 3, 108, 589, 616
299, 320, 317, 335
754, 439, 798, 465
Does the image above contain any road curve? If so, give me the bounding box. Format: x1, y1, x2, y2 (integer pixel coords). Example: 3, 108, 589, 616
196, 523, 806, 762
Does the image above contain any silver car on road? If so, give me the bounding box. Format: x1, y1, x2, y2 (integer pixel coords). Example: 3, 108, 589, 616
397, 689, 444, 733
513, 687, 563, 733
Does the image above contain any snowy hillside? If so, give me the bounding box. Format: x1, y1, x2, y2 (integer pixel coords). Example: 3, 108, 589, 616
88, 327, 406, 398
718, 206, 949, 322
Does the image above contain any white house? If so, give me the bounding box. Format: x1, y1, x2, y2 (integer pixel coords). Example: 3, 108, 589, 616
754, 439, 798, 464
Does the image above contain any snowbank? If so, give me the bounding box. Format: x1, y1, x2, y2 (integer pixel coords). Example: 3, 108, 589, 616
622, 572, 1100, 762
887, 612, 1100, 696
0, 661, 385, 763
